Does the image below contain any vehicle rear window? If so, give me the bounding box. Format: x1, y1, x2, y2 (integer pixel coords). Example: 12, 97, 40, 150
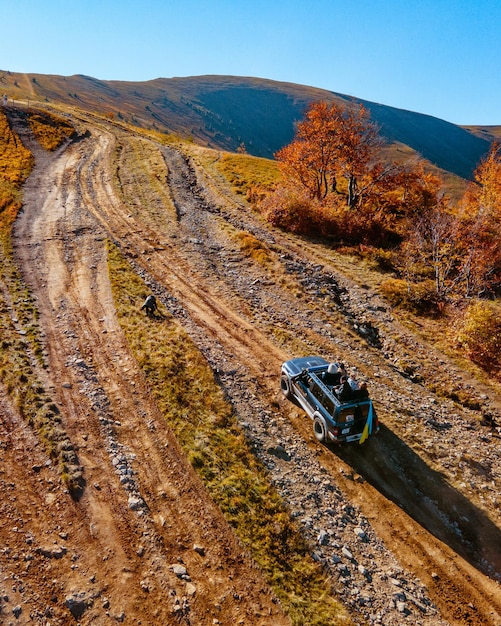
338, 408, 355, 424
338, 404, 368, 423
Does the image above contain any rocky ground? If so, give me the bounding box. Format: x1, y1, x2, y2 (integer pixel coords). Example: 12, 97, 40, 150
1, 106, 501, 625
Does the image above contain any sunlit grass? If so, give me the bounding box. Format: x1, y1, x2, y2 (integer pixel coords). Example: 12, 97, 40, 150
234, 231, 273, 265
0, 111, 33, 234
107, 240, 351, 626
187, 145, 282, 206
27, 109, 76, 151
216, 151, 282, 197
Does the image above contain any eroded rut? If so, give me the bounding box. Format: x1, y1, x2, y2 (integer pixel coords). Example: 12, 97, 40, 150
4, 109, 501, 625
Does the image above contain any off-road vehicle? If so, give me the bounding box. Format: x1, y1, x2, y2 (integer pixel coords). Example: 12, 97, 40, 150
280, 356, 378, 444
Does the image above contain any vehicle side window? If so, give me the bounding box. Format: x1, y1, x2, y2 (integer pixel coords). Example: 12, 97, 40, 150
310, 382, 324, 402
323, 395, 335, 417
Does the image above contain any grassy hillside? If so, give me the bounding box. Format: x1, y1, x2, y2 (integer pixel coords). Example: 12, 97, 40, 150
0, 70, 493, 180
463, 124, 501, 142
358, 98, 490, 179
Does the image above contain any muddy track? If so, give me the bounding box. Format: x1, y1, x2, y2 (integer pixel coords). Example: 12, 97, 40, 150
4, 109, 501, 625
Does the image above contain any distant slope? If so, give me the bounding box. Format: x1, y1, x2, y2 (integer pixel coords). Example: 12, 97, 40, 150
357, 99, 491, 180
0, 70, 493, 179
463, 124, 501, 143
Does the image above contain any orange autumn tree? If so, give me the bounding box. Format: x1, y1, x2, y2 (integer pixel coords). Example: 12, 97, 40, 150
453, 144, 501, 377
264, 100, 445, 246
274, 100, 443, 217
469, 142, 501, 214
275, 100, 382, 209
457, 142, 501, 297
397, 142, 501, 310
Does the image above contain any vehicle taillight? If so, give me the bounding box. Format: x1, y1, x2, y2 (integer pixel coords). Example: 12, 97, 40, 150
332, 428, 339, 438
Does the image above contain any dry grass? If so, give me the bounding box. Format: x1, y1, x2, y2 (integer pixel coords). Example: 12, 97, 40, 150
0, 109, 42, 356
186, 144, 282, 208
215, 151, 282, 196
110, 134, 178, 225
234, 231, 273, 265
107, 240, 351, 626
27, 109, 76, 151
0, 111, 33, 229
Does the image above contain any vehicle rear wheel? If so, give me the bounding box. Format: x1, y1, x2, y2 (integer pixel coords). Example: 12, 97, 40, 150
313, 417, 327, 443
280, 374, 293, 399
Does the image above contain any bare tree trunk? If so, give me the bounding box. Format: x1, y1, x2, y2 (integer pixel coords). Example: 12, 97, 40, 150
348, 175, 358, 209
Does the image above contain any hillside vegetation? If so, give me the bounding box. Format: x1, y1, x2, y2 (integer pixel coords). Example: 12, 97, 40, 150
0, 70, 495, 178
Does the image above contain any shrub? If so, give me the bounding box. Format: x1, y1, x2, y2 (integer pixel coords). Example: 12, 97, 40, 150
380, 278, 443, 315
324, 204, 398, 247
455, 300, 501, 377
365, 247, 396, 272
234, 231, 272, 265
259, 182, 400, 247
259, 186, 324, 236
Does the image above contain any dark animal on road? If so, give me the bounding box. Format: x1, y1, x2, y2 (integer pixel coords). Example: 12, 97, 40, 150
141, 295, 158, 317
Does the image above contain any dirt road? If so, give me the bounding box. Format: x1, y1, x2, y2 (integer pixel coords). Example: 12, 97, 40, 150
4, 113, 290, 625
3, 109, 501, 625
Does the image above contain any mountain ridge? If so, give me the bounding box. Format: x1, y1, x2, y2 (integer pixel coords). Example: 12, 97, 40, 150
1, 70, 498, 179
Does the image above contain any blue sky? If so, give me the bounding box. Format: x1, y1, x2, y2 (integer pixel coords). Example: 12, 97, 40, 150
2, 0, 500, 125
